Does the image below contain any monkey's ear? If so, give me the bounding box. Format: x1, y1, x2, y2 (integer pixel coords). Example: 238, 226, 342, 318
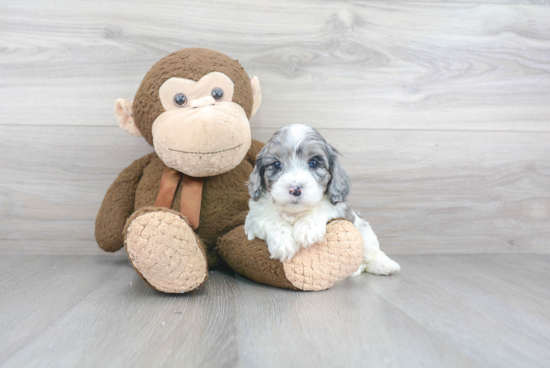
114, 99, 142, 137
250, 76, 262, 117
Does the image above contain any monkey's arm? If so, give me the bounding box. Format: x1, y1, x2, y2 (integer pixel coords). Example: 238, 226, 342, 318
95, 153, 153, 252
245, 139, 265, 166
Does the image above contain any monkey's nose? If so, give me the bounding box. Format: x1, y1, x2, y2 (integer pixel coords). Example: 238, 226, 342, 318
289, 186, 302, 197
190, 96, 216, 109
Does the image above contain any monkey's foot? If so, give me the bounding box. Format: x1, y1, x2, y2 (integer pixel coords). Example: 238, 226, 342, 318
282, 220, 363, 291
124, 207, 208, 293
218, 219, 363, 291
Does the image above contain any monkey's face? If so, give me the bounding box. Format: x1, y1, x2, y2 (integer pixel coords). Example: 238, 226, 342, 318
115, 48, 261, 177
151, 72, 251, 177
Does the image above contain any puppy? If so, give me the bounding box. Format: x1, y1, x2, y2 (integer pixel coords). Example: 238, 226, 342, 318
244, 124, 400, 276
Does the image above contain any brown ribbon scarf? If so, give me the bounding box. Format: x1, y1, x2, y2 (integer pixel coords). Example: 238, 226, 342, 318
155, 166, 204, 229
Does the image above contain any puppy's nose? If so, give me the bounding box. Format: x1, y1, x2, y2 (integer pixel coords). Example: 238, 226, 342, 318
289, 185, 302, 197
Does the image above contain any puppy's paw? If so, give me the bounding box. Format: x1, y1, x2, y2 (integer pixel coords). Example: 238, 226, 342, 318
267, 233, 300, 262
351, 267, 364, 277
293, 219, 326, 248
244, 220, 264, 242
245, 230, 256, 241
362, 252, 401, 276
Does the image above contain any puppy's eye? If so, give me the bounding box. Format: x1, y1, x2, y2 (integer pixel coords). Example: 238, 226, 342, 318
272, 161, 282, 170
211, 87, 224, 101
173, 94, 187, 107
309, 159, 319, 168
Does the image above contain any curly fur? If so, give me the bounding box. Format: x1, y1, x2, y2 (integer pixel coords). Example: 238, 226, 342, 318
245, 124, 401, 275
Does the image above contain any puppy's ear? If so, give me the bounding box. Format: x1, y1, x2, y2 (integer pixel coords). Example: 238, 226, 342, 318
247, 146, 267, 201
326, 145, 351, 204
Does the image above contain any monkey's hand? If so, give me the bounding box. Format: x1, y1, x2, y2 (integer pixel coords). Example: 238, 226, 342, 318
95, 153, 153, 252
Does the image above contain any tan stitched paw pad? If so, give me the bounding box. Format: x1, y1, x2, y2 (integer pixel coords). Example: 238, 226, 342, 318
125, 210, 207, 293
282, 220, 363, 291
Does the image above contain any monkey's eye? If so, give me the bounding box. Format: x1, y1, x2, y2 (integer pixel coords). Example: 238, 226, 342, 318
272, 161, 282, 170
309, 159, 319, 169
173, 94, 187, 107
211, 87, 224, 101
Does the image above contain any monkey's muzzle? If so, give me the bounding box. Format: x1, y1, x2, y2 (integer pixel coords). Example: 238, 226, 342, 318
152, 104, 252, 177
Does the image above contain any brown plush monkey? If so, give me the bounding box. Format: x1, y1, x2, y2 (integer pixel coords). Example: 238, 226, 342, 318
95, 48, 363, 293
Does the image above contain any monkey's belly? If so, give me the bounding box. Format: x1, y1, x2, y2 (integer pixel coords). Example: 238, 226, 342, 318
133, 154, 254, 268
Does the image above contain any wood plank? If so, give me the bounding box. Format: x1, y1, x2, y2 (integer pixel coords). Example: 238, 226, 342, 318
0, 255, 121, 363
232, 272, 482, 368
0, 254, 38, 272
0, 125, 152, 255
1, 1, 550, 131
2, 255, 549, 367
356, 254, 550, 367
2, 257, 240, 368
1, 125, 549, 255
388, 0, 550, 3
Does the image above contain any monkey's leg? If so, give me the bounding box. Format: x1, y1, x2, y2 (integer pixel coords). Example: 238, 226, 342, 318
217, 219, 363, 291
124, 207, 208, 293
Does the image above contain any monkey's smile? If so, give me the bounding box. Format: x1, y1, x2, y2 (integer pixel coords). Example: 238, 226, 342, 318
169, 143, 243, 155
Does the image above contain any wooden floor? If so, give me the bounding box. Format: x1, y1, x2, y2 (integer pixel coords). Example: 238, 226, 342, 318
1, 254, 548, 368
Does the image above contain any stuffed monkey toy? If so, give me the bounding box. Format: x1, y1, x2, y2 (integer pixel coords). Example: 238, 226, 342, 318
95, 48, 363, 293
